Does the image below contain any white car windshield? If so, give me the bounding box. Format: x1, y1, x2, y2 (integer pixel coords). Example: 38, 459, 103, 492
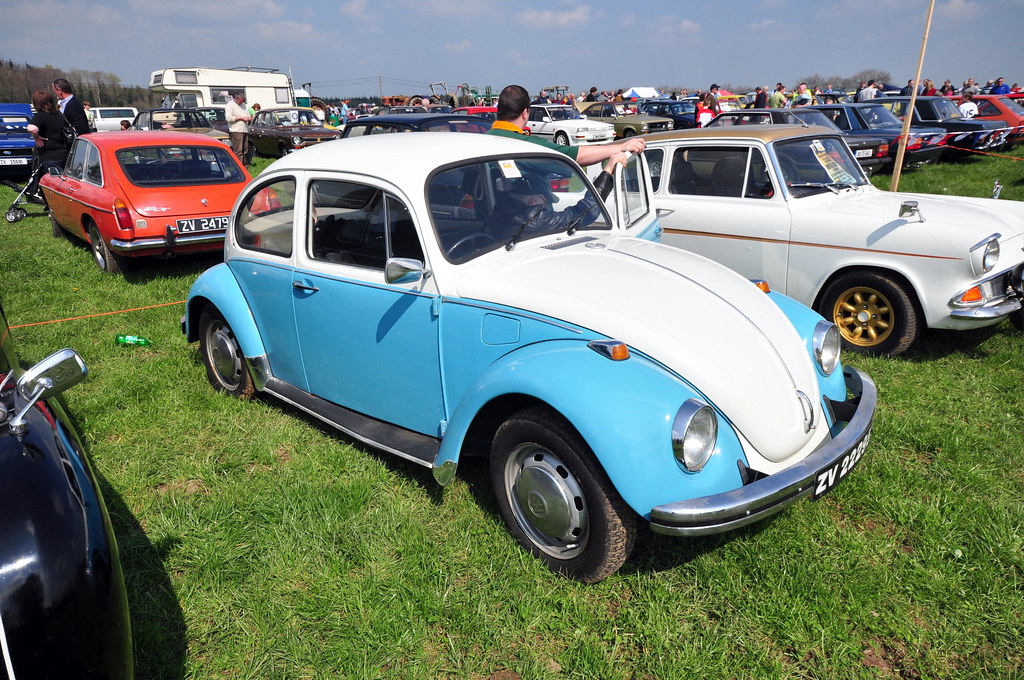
546, 107, 582, 121
774, 137, 869, 197
429, 155, 611, 263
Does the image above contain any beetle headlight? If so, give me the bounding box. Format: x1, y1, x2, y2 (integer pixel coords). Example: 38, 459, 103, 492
672, 400, 717, 472
813, 321, 841, 376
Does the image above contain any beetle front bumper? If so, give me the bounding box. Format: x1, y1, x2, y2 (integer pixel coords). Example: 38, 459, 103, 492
649, 366, 876, 537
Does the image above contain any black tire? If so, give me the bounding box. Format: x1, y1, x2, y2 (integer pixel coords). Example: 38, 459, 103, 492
818, 271, 919, 356
89, 224, 126, 273
622, 128, 637, 138
490, 407, 636, 583
49, 210, 63, 238
198, 307, 255, 399
554, 131, 570, 146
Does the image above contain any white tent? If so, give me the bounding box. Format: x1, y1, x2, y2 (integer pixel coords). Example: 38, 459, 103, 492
622, 86, 663, 99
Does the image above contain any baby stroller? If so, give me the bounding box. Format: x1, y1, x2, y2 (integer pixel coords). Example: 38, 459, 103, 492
3, 160, 60, 223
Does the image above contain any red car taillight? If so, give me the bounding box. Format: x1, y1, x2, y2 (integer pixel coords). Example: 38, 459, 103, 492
113, 198, 133, 231
549, 177, 570, 192
876, 142, 890, 157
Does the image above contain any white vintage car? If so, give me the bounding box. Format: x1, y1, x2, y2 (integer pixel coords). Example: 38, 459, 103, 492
183, 133, 875, 582
526, 104, 616, 146
644, 126, 1024, 355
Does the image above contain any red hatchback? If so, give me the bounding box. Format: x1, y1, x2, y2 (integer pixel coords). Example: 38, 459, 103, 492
954, 94, 1024, 147
41, 131, 250, 272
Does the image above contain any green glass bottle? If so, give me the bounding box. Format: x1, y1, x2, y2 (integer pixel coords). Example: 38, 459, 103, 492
115, 334, 152, 347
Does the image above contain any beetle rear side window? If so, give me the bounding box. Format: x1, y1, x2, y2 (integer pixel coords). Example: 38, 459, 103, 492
237, 178, 295, 256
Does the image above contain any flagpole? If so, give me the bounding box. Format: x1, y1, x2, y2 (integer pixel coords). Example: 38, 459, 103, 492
890, 0, 936, 192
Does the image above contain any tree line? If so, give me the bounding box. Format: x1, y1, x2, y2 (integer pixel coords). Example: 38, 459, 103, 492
0, 57, 163, 109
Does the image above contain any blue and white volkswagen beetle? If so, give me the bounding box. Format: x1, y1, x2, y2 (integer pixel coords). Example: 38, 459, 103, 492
182, 133, 876, 582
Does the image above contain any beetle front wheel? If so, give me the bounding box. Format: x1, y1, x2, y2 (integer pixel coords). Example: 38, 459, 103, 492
490, 407, 636, 583
819, 272, 919, 356
199, 307, 255, 399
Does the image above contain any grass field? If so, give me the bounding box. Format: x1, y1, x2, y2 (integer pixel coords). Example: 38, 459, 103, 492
1, 144, 1022, 679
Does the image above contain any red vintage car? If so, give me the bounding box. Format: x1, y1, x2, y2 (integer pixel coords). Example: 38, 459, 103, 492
953, 94, 1024, 147
40, 131, 250, 272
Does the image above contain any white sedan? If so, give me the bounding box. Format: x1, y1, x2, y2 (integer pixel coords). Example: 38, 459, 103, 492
644, 126, 1024, 355
526, 104, 615, 146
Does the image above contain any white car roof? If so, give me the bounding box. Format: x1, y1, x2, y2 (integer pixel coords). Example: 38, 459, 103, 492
264, 133, 568, 182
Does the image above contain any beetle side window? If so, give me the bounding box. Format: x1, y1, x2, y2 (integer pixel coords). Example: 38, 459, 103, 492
620, 154, 650, 226
308, 180, 423, 269
237, 178, 295, 256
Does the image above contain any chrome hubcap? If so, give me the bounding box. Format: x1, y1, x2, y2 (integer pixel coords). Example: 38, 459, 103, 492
208, 323, 243, 388
504, 444, 588, 559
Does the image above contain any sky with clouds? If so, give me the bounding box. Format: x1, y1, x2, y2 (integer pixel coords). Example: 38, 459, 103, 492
2, 0, 1020, 99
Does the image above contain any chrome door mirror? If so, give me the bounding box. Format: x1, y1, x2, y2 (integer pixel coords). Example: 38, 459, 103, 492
899, 200, 925, 222
385, 257, 427, 285
9, 349, 87, 434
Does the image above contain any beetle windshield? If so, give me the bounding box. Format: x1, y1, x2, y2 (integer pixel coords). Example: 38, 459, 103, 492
429, 155, 612, 263
774, 136, 869, 198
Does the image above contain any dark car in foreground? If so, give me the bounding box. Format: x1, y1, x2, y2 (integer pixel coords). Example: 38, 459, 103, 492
340, 113, 492, 137
0, 105, 34, 181
807, 102, 946, 168
248, 106, 341, 158
0, 301, 133, 678
877, 96, 1007, 158
707, 108, 891, 174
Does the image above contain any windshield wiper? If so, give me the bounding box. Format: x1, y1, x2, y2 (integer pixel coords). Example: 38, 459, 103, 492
787, 181, 856, 194
505, 205, 545, 251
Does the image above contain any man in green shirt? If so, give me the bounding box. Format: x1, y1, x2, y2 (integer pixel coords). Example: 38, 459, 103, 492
487, 85, 646, 166
768, 83, 788, 108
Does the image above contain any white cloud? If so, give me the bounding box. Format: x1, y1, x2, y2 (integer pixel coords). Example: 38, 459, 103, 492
936, 0, 979, 20
749, 18, 780, 31
340, 0, 370, 19
518, 4, 592, 29
443, 39, 472, 53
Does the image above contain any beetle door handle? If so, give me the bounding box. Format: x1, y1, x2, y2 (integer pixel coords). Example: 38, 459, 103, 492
292, 281, 319, 292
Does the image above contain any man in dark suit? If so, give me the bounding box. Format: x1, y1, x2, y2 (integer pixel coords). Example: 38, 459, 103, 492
52, 78, 91, 135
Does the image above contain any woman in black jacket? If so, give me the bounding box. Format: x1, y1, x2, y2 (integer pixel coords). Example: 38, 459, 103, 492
25, 89, 70, 201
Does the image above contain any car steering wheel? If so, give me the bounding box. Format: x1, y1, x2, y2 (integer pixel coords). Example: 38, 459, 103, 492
447, 232, 496, 259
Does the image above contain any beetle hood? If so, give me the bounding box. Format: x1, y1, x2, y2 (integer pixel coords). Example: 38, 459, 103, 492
453, 235, 826, 463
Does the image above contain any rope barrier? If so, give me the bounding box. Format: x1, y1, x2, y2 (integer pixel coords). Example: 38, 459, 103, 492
9, 300, 185, 329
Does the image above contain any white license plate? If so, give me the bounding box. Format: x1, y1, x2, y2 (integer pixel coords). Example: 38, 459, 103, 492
812, 428, 870, 499
855, 149, 872, 158
0, 158, 29, 165
176, 215, 229, 233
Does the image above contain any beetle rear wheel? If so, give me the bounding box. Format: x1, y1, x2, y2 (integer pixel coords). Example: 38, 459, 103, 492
199, 307, 255, 399
490, 407, 636, 583
818, 271, 919, 356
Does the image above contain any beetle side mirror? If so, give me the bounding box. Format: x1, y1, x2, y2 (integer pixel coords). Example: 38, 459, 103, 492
385, 258, 427, 284
9, 349, 88, 434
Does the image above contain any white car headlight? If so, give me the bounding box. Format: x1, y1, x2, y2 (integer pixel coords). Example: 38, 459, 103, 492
813, 321, 841, 376
970, 234, 1000, 275
672, 400, 717, 472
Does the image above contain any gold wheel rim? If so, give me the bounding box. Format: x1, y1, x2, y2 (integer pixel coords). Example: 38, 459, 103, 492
831, 286, 894, 347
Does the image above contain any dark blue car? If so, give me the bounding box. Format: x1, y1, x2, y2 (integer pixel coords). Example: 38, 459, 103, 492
637, 99, 697, 130
0, 104, 34, 181
807, 102, 946, 168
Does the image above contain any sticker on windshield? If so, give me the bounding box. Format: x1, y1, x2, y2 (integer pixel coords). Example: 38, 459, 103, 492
810, 140, 857, 185
498, 160, 522, 179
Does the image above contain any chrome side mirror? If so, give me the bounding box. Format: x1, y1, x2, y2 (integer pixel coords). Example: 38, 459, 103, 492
385, 257, 427, 285
9, 349, 87, 434
899, 200, 925, 223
